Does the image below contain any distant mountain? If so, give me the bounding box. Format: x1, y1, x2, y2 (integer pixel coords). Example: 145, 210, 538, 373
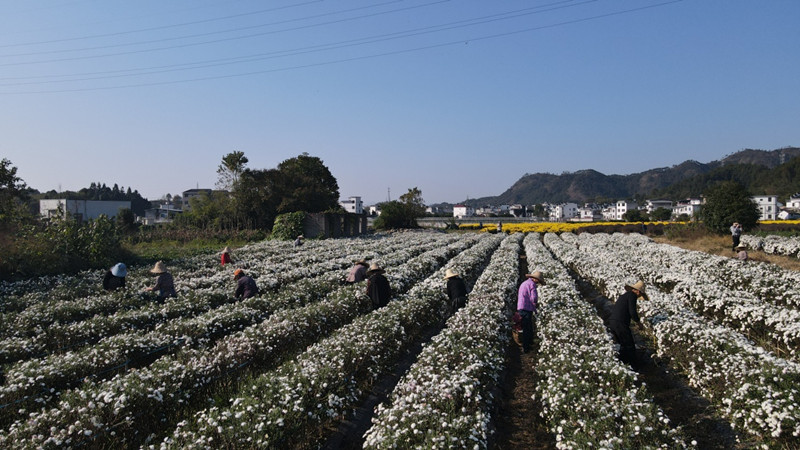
459, 147, 800, 207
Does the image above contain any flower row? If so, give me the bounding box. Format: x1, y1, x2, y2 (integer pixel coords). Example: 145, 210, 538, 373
741, 234, 800, 258
546, 232, 800, 446
536, 233, 688, 449
155, 234, 505, 449
571, 232, 800, 359
0, 233, 494, 448
0, 234, 475, 427
363, 233, 523, 449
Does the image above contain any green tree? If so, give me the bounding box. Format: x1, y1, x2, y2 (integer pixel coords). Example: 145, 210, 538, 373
622, 209, 647, 222
217, 151, 249, 191
0, 158, 28, 224
374, 187, 426, 229
699, 181, 760, 234
234, 168, 284, 229
274, 153, 340, 213
650, 207, 673, 221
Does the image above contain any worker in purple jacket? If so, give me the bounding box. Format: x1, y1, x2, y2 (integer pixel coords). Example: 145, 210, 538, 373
517, 271, 545, 353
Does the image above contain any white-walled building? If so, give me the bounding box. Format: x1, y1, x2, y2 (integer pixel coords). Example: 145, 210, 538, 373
549, 203, 578, 221
614, 200, 639, 220
673, 198, 703, 218
578, 204, 603, 222
785, 194, 800, 210
339, 196, 363, 214
40, 199, 131, 222
751, 195, 782, 221
602, 205, 617, 221
509, 204, 526, 218
141, 205, 182, 225
453, 204, 475, 218
645, 199, 673, 214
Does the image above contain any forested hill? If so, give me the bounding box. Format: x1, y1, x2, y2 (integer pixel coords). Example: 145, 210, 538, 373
463, 147, 800, 206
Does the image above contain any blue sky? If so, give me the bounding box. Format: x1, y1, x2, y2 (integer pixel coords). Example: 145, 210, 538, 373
1, 0, 798, 206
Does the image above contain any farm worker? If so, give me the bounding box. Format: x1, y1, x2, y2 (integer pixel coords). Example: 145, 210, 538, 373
444, 269, 468, 317
497, 222, 503, 233
736, 243, 749, 261
366, 263, 392, 309
730, 222, 743, 252
233, 268, 259, 299
103, 262, 127, 291
517, 271, 545, 354
220, 246, 232, 266
609, 281, 648, 366
293, 235, 304, 247
144, 261, 177, 302
346, 258, 369, 284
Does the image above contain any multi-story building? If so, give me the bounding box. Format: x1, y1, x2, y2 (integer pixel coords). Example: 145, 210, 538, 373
453, 204, 475, 218
751, 195, 782, 221
339, 196, 363, 214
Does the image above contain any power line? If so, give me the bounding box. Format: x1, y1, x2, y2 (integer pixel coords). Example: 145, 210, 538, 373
0, 0, 326, 49
0, 0, 587, 85
0, 0, 685, 95
0, 0, 412, 59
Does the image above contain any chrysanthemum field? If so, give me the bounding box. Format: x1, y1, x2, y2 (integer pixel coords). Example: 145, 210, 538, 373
0, 230, 797, 449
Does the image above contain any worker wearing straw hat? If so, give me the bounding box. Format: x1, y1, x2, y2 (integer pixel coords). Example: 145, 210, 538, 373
144, 261, 177, 302
609, 281, 648, 366
346, 258, 369, 284
517, 271, 545, 354
366, 263, 391, 310
444, 269, 468, 317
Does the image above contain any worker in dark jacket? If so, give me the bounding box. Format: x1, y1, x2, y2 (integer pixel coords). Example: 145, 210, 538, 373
233, 269, 259, 299
103, 262, 127, 291
366, 263, 392, 309
444, 269, 468, 317
609, 281, 648, 366
144, 261, 177, 302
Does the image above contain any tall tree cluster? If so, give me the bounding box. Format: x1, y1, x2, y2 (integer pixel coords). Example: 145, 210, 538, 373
182, 152, 341, 230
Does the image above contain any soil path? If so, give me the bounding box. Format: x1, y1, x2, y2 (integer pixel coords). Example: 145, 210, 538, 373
491, 252, 555, 449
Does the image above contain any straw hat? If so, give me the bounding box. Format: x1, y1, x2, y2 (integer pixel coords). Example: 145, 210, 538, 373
367, 263, 385, 275
111, 262, 127, 277
444, 269, 459, 279
525, 271, 546, 285
624, 281, 648, 300
150, 261, 167, 274
736, 243, 747, 250
233, 268, 244, 279
222, 246, 232, 254
355, 258, 369, 266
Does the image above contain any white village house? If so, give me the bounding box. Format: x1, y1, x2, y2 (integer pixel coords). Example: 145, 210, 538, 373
614, 200, 639, 221
549, 203, 578, 221
671, 199, 703, 218
339, 196, 363, 214
453, 204, 475, 218
645, 199, 673, 214
40, 199, 131, 222
751, 195, 782, 221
